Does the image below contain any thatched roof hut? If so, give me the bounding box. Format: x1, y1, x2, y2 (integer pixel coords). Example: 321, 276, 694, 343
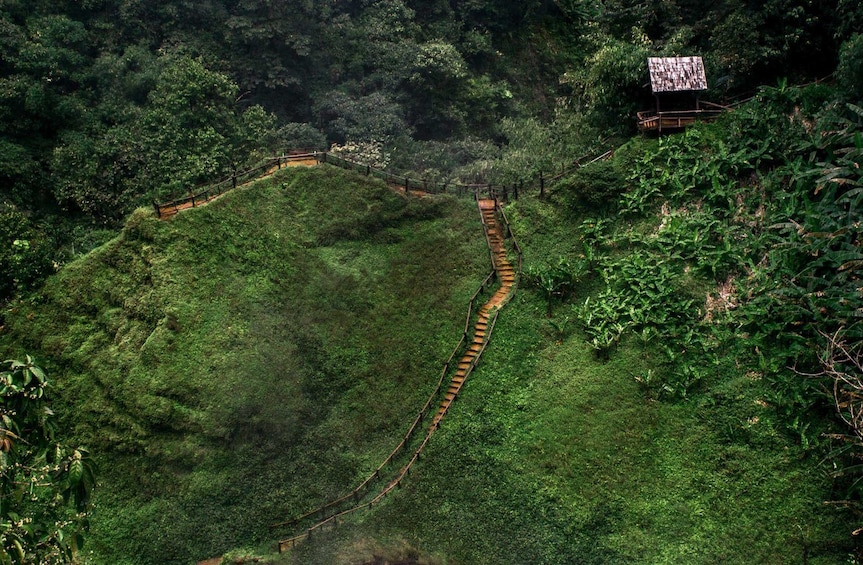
647, 57, 708, 93
638, 56, 721, 133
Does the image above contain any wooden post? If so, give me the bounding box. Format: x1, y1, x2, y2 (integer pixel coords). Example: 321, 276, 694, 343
153, 200, 161, 218
366, 165, 370, 176
404, 178, 409, 193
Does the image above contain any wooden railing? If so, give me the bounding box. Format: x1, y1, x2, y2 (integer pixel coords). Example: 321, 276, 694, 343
274, 308, 502, 552
153, 152, 320, 218
321, 145, 619, 201
636, 108, 725, 133
154, 142, 618, 220
271, 268, 496, 537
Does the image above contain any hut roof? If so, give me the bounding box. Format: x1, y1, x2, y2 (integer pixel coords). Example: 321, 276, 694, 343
648, 57, 707, 93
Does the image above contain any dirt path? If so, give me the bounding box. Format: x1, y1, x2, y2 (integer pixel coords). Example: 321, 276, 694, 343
158, 157, 318, 219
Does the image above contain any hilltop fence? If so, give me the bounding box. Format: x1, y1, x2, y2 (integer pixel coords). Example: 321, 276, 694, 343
318, 146, 616, 201
154, 143, 617, 219
152, 151, 320, 218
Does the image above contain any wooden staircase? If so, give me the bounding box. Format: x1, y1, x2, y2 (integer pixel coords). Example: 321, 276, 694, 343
431, 199, 515, 427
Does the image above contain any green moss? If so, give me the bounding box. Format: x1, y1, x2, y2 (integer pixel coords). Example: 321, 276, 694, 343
1, 166, 490, 564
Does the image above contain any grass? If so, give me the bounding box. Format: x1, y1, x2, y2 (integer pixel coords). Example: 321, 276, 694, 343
1, 165, 490, 564
274, 190, 853, 564
1, 161, 855, 563
281, 290, 850, 564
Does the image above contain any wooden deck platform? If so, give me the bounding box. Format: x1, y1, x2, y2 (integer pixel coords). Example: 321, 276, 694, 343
637, 109, 724, 133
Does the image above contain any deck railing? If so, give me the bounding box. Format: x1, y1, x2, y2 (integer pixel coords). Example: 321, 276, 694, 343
636, 108, 725, 133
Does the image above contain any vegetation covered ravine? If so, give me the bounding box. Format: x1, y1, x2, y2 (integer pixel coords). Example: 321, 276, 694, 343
5, 113, 862, 561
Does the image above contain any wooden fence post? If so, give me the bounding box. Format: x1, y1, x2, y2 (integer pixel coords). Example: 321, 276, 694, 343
153, 201, 161, 218
366, 165, 370, 176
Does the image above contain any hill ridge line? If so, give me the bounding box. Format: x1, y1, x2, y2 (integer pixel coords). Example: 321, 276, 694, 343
156, 143, 616, 219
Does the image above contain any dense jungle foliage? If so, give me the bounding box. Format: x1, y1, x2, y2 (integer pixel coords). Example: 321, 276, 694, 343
3, 0, 863, 563
2, 0, 862, 302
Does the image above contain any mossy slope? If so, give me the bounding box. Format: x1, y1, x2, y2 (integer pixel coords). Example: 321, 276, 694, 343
2, 166, 490, 564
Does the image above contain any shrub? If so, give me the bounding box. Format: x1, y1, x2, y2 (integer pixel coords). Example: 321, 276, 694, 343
837, 34, 863, 103
555, 159, 626, 211
277, 122, 327, 152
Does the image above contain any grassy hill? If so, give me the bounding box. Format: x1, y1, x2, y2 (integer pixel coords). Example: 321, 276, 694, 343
1, 143, 857, 564
1, 166, 491, 563
274, 163, 853, 563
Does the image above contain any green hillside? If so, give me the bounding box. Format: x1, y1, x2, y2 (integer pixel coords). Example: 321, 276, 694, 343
3, 135, 858, 562
2, 166, 493, 563
2, 1, 863, 563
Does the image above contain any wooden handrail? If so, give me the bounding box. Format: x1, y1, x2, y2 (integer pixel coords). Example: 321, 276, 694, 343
275, 305, 502, 553
155, 137, 622, 219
